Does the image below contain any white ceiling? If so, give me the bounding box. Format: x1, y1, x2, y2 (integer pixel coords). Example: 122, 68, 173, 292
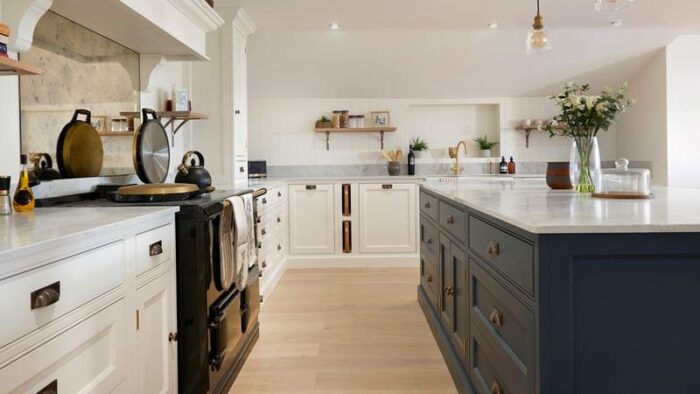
217, 0, 700, 98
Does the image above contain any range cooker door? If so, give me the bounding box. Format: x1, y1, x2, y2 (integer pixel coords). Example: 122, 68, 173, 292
242, 266, 261, 334
208, 287, 244, 387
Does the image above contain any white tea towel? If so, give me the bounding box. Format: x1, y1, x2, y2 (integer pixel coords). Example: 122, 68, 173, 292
229, 193, 256, 290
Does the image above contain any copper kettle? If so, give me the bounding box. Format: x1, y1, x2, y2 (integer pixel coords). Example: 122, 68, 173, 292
175, 150, 212, 190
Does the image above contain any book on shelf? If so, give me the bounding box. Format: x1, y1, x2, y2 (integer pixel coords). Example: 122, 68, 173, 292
0, 22, 10, 38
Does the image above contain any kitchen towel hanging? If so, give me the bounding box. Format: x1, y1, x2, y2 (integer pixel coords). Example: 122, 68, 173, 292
228, 193, 256, 290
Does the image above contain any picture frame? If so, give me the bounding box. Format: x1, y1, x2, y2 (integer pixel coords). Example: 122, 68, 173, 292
90, 115, 107, 132
370, 111, 391, 127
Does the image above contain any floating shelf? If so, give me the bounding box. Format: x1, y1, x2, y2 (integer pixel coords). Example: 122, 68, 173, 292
121, 111, 208, 146
314, 127, 397, 150
515, 125, 564, 148
0, 56, 42, 75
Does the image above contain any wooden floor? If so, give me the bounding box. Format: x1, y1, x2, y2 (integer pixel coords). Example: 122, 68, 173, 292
230, 268, 457, 394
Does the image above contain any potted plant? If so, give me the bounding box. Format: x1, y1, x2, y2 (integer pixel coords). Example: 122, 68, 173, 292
315, 116, 332, 128
474, 135, 498, 158
546, 82, 634, 193
409, 137, 430, 159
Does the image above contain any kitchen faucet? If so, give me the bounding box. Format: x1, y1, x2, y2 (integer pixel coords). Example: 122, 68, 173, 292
451, 141, 468, 175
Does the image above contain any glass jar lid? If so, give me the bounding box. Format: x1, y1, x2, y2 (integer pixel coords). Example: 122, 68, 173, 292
593, 158, 652, 196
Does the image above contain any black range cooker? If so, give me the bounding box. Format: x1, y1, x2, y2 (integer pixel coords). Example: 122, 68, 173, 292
37, 189, 262, 394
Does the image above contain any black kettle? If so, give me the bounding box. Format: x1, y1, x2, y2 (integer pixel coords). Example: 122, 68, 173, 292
175, 150, 212, 190
30, 153, 61, 182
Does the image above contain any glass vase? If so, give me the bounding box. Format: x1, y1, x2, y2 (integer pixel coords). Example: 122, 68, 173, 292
569, 137, 601, 193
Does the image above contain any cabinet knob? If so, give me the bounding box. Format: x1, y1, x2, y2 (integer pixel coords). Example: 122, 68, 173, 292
277, 244, 282, 251
424, 202, 431, 209
427, 274, 433, 283
235, 110, 241, 114
426, 237, 433, 245
149, 241, 163, 256
487, 240, 500, 256
491, 379, 504, 394
445, 286, 455, 296
262, 198, 267, 204
278, 191, 282, 197
168, 332, 179, 342
261, 228, 266, 235
446, 215, 455, 224
277, 217, 281, 223
489, 308, 504, 328
261, 260, 267, 268
31, 282, 61, 310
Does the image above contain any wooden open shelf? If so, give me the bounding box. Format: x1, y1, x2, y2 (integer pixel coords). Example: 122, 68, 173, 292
0, 56, 42, 75
314, 127, 397, 150
120, 111, 208, 146
515, 124, 564, 148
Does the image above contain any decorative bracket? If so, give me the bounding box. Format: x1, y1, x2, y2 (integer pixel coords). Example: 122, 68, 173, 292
3, 0, 53, 53
139, 54, 167, 93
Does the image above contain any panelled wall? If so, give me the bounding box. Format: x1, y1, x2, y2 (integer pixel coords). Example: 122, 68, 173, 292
248, 97, 618, 168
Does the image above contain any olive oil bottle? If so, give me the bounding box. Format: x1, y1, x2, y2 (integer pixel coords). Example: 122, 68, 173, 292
13, 155, 35, 212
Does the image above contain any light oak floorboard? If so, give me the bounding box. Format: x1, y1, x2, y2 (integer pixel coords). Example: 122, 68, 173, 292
230, 268, 456, 394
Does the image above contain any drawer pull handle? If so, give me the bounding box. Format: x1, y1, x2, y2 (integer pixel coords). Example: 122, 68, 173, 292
427, 274, 433, 283
446, 215, 455, 224
168, 332, 179, 342
489, 308, 504, 328
31, 282, 61, 310
382, 184, 393, 190
491, 379, 504, 394
426, 237, 433, 245
424, 202, 431, 209
36, 379, 57, 394
277, 244, 282, 251
445, 286, 455, 296
149, 240, 163, 256
306, 185, 317, 190
487, 240, 500, 256
277, 217, 281, 223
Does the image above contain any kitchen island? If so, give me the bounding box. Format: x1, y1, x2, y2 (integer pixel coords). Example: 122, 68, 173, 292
418, 180, 700, 394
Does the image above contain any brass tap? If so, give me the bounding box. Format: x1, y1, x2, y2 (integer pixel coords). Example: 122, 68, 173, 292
451, 141, 468, 175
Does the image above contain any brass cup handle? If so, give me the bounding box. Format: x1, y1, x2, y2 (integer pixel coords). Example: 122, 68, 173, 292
446, 215, 455, 224
424, 202, 431, 209
489, 308, 504, 328
446, 286, 455, 296
487, 240, 500, 256
426, 237, 433, 245
168, 332, 179, 342
31, 282, 61, 310
427, 274, 433, 283
149, 241, 163, 257
491, 379, 504, 394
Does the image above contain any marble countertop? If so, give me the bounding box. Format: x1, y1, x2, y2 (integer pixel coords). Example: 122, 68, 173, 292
422, 180, 700, 234
0, 207, 179, 259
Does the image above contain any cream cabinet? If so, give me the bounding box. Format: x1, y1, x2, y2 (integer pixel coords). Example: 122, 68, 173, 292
136, 269, 178, 394
358, 183, 417, 253
289, 184, 336, 254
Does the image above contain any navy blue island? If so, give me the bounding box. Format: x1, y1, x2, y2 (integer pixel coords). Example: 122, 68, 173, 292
418, 179, 700, 394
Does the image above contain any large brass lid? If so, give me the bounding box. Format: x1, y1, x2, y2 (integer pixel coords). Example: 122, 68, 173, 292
115, 183, 198, 196
60, 122, 103, 178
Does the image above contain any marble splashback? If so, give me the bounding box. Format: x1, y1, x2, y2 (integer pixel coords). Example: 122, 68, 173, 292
19, 11, 140, 175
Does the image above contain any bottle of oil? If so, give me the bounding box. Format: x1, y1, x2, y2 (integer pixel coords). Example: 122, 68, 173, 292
13, 155, 35, 212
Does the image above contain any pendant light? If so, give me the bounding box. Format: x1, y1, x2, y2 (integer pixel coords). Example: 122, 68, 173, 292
526, 0, 551, 55
594, 0, 635, 12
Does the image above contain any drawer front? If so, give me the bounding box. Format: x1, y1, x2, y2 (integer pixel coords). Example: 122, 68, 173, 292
439, 201, 467, 241
0, 300, 125, 393
420, 216, 439, 260
470, 258, 534, 372
0, 241, 124, 348
470, 322, 532, 394
419, 191, 439, 222
420, 254, 439, 311
136, 223, 174, 276
469, 216, 534, 296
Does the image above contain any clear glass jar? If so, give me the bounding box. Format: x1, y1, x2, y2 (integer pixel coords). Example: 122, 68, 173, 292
332, 111, 342, 128
356, 115, 365, 128
339, 110, 350, 128
593, 158, 652, 197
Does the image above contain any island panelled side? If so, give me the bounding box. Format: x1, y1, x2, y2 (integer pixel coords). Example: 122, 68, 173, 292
418, 186, 700, 394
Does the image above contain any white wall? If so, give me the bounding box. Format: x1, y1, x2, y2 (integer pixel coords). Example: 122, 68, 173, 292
616, 49, 668, 186
0, 3, 22, 178
666, 35, 700, 189
248, 97, 618, 166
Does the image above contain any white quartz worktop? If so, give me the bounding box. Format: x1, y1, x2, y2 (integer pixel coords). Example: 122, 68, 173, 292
422, 180, 700, 234
0, 207, 179, 260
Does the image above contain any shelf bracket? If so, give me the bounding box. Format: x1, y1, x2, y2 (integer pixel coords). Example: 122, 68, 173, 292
525, 129, 532, 149
325, 131, 330, 151
163, 118, 192, 147
380, 131, 385, 150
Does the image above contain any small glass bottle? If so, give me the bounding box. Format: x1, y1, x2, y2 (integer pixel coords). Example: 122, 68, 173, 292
499, 156, 508, 174
508, 157, 516, 174
13, 155, 35, 212
0, 176, 11, 215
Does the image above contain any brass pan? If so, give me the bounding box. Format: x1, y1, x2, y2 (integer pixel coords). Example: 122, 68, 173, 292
56, 109, 104, 178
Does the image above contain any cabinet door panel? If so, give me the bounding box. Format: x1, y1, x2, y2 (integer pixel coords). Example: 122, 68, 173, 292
439, 235, 453, 331
232, 30, 248, 159
358, 184, 417, 253
451, 244, 469, 368
289, 184, 336, 254
136, 269, 178, 394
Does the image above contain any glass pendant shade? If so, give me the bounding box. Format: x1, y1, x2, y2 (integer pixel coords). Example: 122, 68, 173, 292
594, 0, 635, 12
526, 26, 552, 55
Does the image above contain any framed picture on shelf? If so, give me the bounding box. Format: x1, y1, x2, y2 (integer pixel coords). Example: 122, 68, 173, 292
370, 111, 391, 127
90, 115, 107, 132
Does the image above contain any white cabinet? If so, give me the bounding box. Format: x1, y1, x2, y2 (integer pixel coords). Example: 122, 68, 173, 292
358, 183, 417, 253
136, 269, 178, 394
289, 184, 336, 254
191, 9, 256, 187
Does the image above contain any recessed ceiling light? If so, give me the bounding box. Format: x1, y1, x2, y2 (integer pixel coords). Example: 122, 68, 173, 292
488, 22, 499, 29
329, 22, 341, 31
610, 19, 623, 27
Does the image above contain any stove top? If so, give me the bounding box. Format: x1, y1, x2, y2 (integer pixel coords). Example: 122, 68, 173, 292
37, 188, 253, 208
